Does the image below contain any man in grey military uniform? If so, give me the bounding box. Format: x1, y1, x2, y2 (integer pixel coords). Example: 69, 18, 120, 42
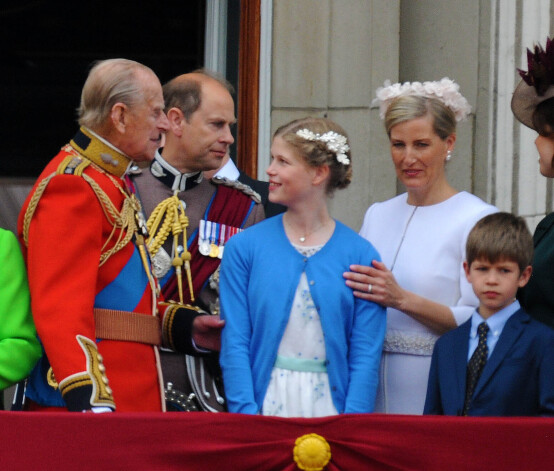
132, 70, 264, 411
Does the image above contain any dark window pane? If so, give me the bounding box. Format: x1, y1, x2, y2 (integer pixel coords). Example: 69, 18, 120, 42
0, 0, 206, 177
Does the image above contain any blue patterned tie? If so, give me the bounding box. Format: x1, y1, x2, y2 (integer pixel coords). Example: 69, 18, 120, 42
462, 322, 489, 416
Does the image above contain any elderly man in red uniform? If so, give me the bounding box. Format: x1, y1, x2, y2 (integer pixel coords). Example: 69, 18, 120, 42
18, 59, 222, 412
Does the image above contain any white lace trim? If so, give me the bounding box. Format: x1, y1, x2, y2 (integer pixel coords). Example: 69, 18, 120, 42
292, 244, 324, 257
382, 330, 438, 356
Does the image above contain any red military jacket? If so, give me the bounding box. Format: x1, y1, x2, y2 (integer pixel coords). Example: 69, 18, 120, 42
18, 127, 198, 412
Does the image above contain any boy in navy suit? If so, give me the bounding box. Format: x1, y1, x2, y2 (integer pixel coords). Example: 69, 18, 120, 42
424, 212, 554, 416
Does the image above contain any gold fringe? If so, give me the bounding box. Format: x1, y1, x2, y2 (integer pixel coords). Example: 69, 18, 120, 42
147, 195, 194, 303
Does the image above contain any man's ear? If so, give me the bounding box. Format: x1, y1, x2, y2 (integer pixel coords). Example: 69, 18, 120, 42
110, 103, 127, 134
518, 265, 533, 288
167, 107, 185, 137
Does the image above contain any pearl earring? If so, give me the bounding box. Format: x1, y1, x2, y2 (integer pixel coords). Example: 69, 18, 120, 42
446, 150, 452, 161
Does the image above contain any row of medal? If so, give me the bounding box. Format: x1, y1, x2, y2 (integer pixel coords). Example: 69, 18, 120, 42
198, 219, 242, 259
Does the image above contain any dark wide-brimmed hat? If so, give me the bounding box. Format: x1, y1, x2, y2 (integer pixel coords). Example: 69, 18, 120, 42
511, 37, 554, 130
511, 80, 554, 130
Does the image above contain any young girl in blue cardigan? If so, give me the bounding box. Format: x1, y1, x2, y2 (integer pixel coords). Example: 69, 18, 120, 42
219, 117, 386, 417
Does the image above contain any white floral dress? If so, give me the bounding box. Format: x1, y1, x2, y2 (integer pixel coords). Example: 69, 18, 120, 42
262, 244, 338, 417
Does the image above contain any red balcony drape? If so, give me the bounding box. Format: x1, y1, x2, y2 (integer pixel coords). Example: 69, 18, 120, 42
1, 411, 552, 470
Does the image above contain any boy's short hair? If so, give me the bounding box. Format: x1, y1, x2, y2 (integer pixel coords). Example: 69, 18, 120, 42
466, 212, 534, 272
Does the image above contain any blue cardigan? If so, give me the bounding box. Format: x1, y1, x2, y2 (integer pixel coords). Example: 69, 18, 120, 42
219, 214, 386, 414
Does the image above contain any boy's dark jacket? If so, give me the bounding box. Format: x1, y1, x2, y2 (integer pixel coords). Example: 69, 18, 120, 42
424, 308, 554, 416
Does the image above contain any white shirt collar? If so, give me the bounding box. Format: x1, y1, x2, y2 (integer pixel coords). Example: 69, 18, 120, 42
471, 299, 521, 339
213, 158, 240, 181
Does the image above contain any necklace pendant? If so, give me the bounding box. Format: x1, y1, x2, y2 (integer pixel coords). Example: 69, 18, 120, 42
299, 236, 306, 242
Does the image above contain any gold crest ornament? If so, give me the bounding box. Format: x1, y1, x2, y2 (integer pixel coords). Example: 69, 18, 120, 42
293, 433, 332, 471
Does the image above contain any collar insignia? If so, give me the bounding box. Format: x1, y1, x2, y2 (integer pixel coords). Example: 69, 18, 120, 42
70, 127, 131, 177
150, 152, 203, 191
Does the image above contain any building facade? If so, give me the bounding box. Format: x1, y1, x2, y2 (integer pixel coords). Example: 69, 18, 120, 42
1, 0, 553, 233
264, 0, 554, 231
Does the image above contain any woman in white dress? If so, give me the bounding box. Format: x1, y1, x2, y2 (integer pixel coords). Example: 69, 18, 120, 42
219, 117, 386, 417
343, 79, 497, 414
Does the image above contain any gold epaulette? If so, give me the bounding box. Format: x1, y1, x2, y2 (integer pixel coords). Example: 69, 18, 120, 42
211, 176, 262, 204
56, 154, 91, 176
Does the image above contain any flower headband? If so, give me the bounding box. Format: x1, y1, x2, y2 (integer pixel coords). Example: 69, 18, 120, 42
372, 77, 471, 122
295, 129, 350, 165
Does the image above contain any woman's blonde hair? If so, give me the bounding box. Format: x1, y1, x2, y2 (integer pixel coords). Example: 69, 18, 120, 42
384, 95, 456, 140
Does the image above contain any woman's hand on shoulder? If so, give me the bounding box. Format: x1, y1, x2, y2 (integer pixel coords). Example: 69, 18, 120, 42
345, 261, 458, 333
343, 260, 406, 309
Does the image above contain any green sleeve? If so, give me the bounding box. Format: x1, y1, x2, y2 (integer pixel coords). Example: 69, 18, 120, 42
0, 229, 41, 390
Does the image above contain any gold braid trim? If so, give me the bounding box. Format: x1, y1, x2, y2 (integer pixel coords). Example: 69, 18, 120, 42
80, 172, 138, 266
22, 174, 54, 247
147, 195, 194, 303
22, 152, 140, 266
160, 301, 206, 351
212, 176, 262, 203
47, 367, 59, 389
59, 374, 93, 395
147, 197, 176, 255
22, 155, 86, 246
58, 335, 115, 409
161, 302, 179, 351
